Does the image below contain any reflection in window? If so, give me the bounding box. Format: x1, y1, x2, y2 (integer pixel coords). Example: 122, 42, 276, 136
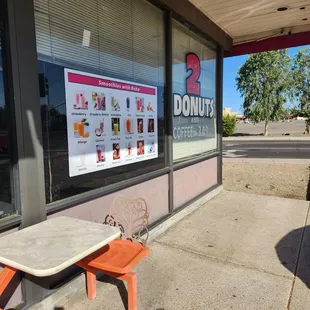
172, 21, 217, 162
0, 30, 15, 219
35, 0, 166, 204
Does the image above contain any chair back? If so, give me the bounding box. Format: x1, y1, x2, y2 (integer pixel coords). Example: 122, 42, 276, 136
104, 196, 149, 245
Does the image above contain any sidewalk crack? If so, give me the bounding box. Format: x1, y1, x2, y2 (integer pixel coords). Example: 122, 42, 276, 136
153, 239, 292, 280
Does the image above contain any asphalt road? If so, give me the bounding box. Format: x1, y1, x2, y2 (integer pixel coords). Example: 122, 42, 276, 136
223, 141, 310, 159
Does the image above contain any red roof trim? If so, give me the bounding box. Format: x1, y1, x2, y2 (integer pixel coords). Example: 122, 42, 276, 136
224, 31, 310, 57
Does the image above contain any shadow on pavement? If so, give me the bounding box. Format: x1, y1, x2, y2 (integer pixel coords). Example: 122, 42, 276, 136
98, 274, 128, 310
275, 225, 310, 288
232, 133, 264, 137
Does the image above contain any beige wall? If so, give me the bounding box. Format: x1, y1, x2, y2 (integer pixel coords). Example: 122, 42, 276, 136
48, 174, 169, 225
173, 157, 218, 209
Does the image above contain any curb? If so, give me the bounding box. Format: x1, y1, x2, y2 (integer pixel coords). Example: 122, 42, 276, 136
223, 136, 310, 141
223, 158, 310, 164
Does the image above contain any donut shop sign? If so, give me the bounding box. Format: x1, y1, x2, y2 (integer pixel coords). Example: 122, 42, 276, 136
173, 53, 215, 140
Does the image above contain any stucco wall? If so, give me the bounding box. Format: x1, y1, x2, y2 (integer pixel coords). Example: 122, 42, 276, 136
173, 157, 218, 209
48, 174, 169, 225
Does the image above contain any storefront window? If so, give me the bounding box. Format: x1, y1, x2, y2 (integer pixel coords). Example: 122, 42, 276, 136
172, 21, 217, 162
34, 0, 166, 204
0, 29, 16, 219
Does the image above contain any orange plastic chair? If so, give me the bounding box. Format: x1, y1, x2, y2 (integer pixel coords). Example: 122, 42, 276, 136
0, 266, 17, 310
76, 196, 149, 310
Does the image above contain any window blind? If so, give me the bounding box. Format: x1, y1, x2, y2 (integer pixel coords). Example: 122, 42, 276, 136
34, 0, 165, 86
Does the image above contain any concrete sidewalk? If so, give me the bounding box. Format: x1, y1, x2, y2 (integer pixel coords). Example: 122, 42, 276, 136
54, 191, 310, 310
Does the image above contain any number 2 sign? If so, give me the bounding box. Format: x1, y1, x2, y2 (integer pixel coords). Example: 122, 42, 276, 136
186, 53, 201, 96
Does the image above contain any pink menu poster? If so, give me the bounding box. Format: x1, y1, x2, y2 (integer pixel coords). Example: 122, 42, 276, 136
64, 68, 158, 177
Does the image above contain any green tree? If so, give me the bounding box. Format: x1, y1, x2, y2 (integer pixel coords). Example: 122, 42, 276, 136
291, 48, 310, 112
236, 50, 292, 136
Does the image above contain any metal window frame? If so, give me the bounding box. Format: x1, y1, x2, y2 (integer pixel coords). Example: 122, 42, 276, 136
4, 0, 47, 306
41, 4, 173, 216
165, 11, 174, 214
4, 0, 46, 228
169, 16, 221, 174
216, 46, 224, 185
174, 151, 220, 172
0, 0, 21, 223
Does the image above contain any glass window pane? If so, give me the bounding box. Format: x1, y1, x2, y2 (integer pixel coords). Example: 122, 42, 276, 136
172, 21, 217, 162
0, 28, 16, 219
35, 0, 166, 204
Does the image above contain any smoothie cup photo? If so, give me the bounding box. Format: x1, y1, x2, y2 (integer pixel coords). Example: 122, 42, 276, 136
96, 145, 105, 163
125, 119, 133, 134
73, 91, 88, 110
74, 119, 89, 138
114, 123, 119, 135
112, 118, 120, 136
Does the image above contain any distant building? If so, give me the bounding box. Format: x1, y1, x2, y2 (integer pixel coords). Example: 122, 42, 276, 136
223, 108, 245, 120
223, 107, 236, 116
236, 114, 246, 121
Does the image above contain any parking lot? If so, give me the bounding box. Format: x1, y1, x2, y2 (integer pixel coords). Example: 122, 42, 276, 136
234, 120, 306, 136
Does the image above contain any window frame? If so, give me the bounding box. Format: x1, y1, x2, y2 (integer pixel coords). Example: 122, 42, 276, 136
0, 1, 21, 224
171, 17, 220, 167
35, 0, 169, 207
3, 0, 47, 231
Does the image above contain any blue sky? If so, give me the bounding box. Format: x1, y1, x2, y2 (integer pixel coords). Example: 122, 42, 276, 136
223, 45, 310, 114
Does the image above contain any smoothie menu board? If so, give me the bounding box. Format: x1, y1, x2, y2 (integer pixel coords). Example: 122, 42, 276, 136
64, 69, 158, 177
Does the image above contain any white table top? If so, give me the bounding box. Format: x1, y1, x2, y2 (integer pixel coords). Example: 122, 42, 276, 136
0, 216, 120, 277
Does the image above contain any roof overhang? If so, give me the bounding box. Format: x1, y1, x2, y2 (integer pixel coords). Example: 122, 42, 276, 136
188, 0, 310, 56
155, 0, 233, 49
224, 31, 310, 57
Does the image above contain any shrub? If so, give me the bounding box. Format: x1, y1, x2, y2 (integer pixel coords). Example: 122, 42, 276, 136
223, 114, 236, 137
